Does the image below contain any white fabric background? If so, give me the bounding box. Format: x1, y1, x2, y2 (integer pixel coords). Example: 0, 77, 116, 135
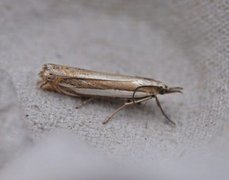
0, 0, 228, 179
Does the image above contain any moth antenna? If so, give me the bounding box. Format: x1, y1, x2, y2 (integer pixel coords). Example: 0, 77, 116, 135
132, 85, 155, 103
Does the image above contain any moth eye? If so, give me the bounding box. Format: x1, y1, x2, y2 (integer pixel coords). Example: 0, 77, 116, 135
160, 88, 166, 94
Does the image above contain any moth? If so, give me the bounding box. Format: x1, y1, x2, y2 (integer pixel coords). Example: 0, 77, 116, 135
38, 63, 183, 126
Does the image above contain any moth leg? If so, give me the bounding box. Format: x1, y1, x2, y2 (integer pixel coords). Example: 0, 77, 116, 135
39, 81, 48, 89
103, 96, 152, 125
75, 97, 94, 109
154, 96, 176, 127
55, 86, 80, 97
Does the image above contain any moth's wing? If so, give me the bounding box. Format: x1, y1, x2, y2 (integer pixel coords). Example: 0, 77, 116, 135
58, 77, 152, 98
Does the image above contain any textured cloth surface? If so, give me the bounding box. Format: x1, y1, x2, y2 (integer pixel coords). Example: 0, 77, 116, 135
0, 0, 228, 167
0, 70, 30, 167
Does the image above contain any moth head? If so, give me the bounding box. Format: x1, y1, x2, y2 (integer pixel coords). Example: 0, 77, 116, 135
157, 83, 183, 95
39, 64, 57, 82
38, 64, 64, 90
